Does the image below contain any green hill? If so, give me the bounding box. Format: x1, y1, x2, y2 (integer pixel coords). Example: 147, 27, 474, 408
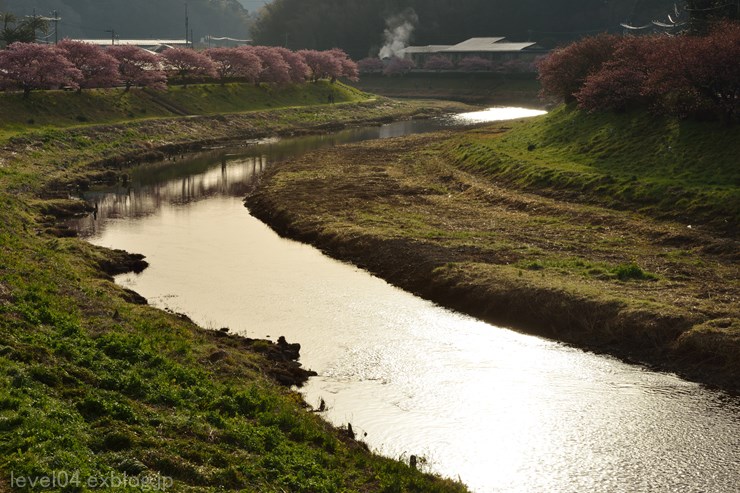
445, 105, 740, 235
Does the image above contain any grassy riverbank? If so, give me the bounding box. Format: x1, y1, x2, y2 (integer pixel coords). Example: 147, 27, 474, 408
0, 81, 369, 138
246, 108, 739, 391
0, 87, 472, 492
446, 106, 739, 236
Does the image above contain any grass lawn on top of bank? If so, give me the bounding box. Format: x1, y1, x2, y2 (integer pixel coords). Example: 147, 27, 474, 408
445, 105, 740, 235
0, 81, 370, 139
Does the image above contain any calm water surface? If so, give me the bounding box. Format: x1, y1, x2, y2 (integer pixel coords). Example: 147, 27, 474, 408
73, 109, 740, 493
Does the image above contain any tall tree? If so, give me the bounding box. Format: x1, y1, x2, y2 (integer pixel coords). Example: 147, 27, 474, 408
0, 42, 81, 97
251, 45, 292, 84
107, 45, 167, 92
0, 11, 48, 46
57, 40, 120, 91
21, 13, 48, 43
161, 47, 217, 87
205, 47, 262, 84
685, 0, 738, 34
0, 12, 19, 47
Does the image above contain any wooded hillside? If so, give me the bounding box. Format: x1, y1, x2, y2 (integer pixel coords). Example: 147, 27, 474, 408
0, 0, 252, 41
252, 0, 729, 59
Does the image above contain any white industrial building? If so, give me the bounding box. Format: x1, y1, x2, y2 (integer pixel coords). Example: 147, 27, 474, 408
401, 37, 546, 65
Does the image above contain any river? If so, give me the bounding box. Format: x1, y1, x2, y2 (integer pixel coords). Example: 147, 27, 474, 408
72, 108, 740, 493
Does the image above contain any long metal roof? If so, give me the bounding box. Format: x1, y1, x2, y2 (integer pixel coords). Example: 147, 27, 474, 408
401, 38, 539, 56
443, 38, 536, 52
443, 37, 505, 51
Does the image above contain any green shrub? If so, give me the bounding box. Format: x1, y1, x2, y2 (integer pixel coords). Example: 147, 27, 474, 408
612, 262, 656, 281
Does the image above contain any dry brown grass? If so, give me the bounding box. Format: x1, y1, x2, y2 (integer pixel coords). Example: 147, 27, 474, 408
248, 131, 740, 390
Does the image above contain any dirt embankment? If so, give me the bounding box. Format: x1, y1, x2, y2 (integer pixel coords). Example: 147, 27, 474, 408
246, 132, 739, 392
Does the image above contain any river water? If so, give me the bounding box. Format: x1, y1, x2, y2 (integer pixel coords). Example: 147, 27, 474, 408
72, 109, 740, 493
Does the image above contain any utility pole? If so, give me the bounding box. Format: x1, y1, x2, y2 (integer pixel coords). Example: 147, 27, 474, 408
105, 29, 115, 45
185, 3, 189, 48
35, 11, 62, 44
53, 10, 58, 44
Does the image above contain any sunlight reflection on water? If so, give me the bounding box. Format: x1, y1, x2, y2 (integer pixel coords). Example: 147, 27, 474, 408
73, 108, 740, 493
453, 107, 547, 123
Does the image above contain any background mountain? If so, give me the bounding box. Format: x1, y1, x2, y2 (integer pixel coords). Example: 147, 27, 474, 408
251, 0, 689, 59
0, 0, 253, 41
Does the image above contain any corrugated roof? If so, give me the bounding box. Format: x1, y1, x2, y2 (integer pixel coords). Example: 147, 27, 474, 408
444, 41, 537, 52
443, 37, 506, 51
431, 37, 537, 53
401, 38, 540, 56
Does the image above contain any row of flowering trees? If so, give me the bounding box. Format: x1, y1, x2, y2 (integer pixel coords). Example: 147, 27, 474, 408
538, 21, 740, 122
0, 41, 359, 97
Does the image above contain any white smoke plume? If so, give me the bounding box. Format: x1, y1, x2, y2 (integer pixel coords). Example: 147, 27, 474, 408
379, 8, 418, 59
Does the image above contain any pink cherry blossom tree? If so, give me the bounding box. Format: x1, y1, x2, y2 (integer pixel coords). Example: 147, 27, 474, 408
0, 42, 82, 98
251, 46, 292, 85
575, 36, 655, 113
327, 48, 359, 81
643, 22, 740, 122
537, 33, 621, 103
57, 39, 120, 91
205, 47, 262, 84
235, 47, 265, 83
424, 55, 454, 71
298, 49, 342, 82
686, 21, 740, 123
272, 46, 310, 84
357, 57, 384, 73
501, 59, 537, 74
161, 47, 217, 87
382, 57, 414, 76
107, 45, 167, 92
458, 56, 493, 71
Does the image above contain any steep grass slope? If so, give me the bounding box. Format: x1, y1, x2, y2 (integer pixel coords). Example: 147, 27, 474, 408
0, 82, 370, 138
445, 106, 739, 235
